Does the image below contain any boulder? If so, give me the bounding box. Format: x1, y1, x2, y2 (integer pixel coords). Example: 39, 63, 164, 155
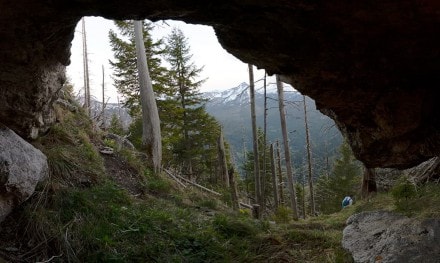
343, 211, 440, 263
0, 125, 48, 222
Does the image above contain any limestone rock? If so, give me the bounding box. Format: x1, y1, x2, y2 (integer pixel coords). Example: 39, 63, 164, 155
0, 125, 48, 222
99, 147, 114, 155
342, 211, 440, 263
376, 157, 440, 191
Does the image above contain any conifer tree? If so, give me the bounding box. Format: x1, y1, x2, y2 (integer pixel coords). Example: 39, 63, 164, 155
108, 113, 124, 135
164, 27, 207, 179
109, 20, 169, 117
315, 140, 362, 214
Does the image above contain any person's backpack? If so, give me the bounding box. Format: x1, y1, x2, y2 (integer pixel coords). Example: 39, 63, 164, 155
342, 196, 352, 207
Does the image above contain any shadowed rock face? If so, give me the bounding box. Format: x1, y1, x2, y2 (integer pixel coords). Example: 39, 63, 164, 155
1, 0, 439, 168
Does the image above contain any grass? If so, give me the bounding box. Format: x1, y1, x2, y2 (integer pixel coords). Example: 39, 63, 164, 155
3, 94, 439, 262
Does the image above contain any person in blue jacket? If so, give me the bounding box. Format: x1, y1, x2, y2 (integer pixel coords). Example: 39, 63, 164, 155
342, 196, 353, 208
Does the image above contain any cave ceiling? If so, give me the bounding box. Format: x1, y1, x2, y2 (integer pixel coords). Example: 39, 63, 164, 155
0, 0, 439, 168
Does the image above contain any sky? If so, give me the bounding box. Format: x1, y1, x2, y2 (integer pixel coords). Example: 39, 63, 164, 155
67, 17, 271, 103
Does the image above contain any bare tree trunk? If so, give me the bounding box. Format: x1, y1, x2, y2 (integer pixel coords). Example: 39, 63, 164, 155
303, 95, 316, 216
229, 167, 240, 211
217, 129, 230, 187
362, 167, 377, 198
270, 144, 279, 210
248, 64, 262, 216
101, 65, 106, 128
82, 18, 91, 116
116, 96, 123, 127
276, 75, 299, 220
241, 125, 249, 194
276, 140, 285, 205
133, 20, 162, 173
262, 71, 267, 208
324, 139, 330, 179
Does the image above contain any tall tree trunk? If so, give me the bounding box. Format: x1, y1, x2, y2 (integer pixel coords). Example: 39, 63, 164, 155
229, 167, 240, 211
303, 95, 316, 216
133, 20, 162, 173
101, 65, 106, 128
276, 75, 299, 220
82, 18, 91, 116
217, 128, 230, 187
276, 140, 285, 205
362, 167, 377, 198
262, 71, 267, 208
324, 139, 330, 179
270, 144, 279, 210
116, 96, 122, 122
242, 125, 249, 194
248, 64, 262, 215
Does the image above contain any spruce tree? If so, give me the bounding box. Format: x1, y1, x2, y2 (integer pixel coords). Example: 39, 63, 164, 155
164, 27, 208, 179
315, 140, 362, 214
109, 20, 178, 164
108, 113, 124, 135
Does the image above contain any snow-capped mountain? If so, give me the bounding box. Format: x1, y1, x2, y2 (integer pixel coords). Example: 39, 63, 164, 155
203, 83, 342, 171
203, 82, 250, 104
203, 82, 300, 106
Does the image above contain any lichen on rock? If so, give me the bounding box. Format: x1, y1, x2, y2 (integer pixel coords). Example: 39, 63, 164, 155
0, 125, 48, 222
342, 211, 440, 263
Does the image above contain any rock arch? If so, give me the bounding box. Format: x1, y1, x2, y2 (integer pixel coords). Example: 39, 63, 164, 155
1, 0, 439, 168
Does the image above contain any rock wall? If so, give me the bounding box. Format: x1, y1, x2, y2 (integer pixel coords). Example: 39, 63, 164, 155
0, 0, 439, 168
343, 211, 440, 263
0, 125, 48, 222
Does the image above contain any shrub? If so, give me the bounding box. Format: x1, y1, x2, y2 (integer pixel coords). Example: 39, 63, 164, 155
273, 206, 292, 224
391, 177, 417, 214
213, 214, 257, 238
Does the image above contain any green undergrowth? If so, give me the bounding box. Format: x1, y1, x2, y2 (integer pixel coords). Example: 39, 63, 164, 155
19, 107, 354, 262
34, 104, 105, 186
1, 100, 403, 262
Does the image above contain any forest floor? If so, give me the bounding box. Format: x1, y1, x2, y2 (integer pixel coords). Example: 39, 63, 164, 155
1, 101, 438, 262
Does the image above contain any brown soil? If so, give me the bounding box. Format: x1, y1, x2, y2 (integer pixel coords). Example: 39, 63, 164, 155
101, 152, 145, 196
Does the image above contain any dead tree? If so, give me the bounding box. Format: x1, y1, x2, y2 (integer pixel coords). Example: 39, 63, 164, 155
133, 20, 162, 173
262, 71, 268, 208
229, 167, 240, 211
270, 143, 279, 210
81, 17, 91, 116
276, 140, 285, 205
362, 167, 377, 198
217, 128, 230, 187
101, 65, 106, 128
248, 64, 262, 217
303, 95, 316, 216
276, 75, 299, 220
